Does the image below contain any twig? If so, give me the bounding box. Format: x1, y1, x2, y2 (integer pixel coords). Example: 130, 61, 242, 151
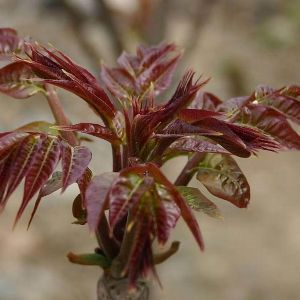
45, 84, 78, 146
174, 152, 205, 186
59, 0, 104, 67
94, 0, 125, 56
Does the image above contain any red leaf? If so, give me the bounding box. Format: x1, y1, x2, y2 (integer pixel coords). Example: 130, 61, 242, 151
54, 123, 119, 143
194, 117, 279, 157
178, 108, 223, 123
0, 28, 24, 60
3, 135, 41, 203
191, 92, 222, 111
162, 71, 209, 120
77, 168, 92, 206
237, 104, 300, 150
153, 189, 180, 244
61, 143, 92, 192
124, 216, 156, 288
85, 172, 118, 231
0, 155, 14, 211
123, 163, 205, 251
136, 54, 181, 96
254, 85, 300, 125
196, 154, 250, 208
27, 171, 63, 228
0, 61, 43, 98
15, 136, 61, 226
159, 119, 222, 137
109, 176, 154, 230
101, 64, 135, 99
218, 96, 251, 112
101, 43, 181, 99
169, 137, 229, 154
15, 44, 116, 121
0, 132, 29, 157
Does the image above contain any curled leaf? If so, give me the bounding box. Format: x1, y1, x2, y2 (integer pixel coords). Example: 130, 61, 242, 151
72, 194, 86, 225
0, 61, 44, 98
196, 154, 250, 208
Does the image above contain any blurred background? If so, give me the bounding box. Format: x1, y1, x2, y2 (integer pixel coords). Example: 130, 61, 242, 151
0, 0, 300, 299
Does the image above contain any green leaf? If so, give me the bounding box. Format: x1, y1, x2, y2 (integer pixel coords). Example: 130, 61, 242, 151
196, 154, 250, 208
177, 186, 222, 219
16, 121, 59, 135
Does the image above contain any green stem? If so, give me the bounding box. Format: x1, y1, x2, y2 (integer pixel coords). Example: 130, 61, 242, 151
44, 84, 78, 146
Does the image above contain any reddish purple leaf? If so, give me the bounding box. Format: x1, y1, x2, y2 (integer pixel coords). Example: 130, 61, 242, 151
169, 137, 229, 154
0, 132, 29, 157
153, 189, 180, 244
123, 163, 205, 251
101, 43, 181, 99
195, 117, 280, 157
61, 143, 92, 192
54, 123, 119, 143
77, 168, 92, 206
101, 64, 134, 99
162, 71, 209, 120
218, 96, 251, 112
0, 61, 43, 98
196, 154, 250, 208
27, 171, 63, 228
15, 136, 61, 226
178, 108, 223, 123
123, 215, 156, 288
0, 28, 24, 60
72, 194, 87, 225
0, 155, 14, 211
85, 172, 118, 231
3, 135, 41, 202
237, 104, 300, 150
191, 92, 222, 111
254, 86, 300, 125
159, 119, 222, 137
109, 175, 154, 230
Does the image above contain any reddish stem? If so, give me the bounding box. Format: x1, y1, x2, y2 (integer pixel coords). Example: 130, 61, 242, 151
44, 84, 78, 146
174, 153, 206, 186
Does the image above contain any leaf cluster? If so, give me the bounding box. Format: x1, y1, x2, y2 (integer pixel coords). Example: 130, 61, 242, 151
0, 28, 299, 288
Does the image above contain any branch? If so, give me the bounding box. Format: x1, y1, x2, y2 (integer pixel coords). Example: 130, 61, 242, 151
94, 0, 125, 57
182, 0, 218, 62
174, 152, 205, 186
59, 0, 104, 67
45, 84, 78, 146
